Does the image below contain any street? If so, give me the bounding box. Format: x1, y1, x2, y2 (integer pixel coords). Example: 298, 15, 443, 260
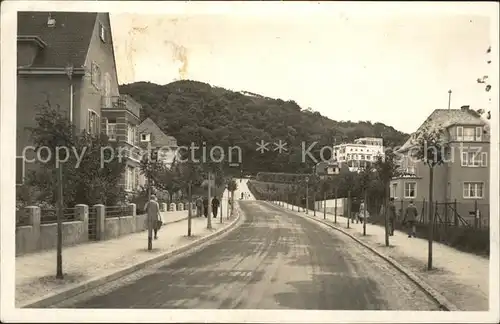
52, 200, 440, 310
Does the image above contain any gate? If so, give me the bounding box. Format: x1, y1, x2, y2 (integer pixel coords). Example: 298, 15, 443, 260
88, 206, 98, 241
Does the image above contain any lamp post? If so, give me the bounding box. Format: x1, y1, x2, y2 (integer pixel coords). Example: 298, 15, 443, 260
54, 63, 74, 280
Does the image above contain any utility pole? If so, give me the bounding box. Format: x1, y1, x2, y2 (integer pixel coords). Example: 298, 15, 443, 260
334, 187, 338, 223
56, 163, 63, 279
347, 190, 351, 229
188, 181, 192, 236
305, 176, 310, 214
447, 89, 452, 111
363, 191, 367, 236
147, 173, 153, 251
207, 171, 212, 229
323, 190, 326, 220
55, 63, 74, 279
428, 166, 434, 270
226, 183, 230, 219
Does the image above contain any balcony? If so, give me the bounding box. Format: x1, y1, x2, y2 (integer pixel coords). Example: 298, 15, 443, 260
449, 133, 490, 143
101, 95, 141, 118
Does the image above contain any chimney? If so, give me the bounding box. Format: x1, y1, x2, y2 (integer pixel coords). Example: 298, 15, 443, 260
47, 14, 56, 27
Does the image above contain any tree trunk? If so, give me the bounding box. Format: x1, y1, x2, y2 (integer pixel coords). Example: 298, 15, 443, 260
384, 181, 389, 247
428, 166, 434, 270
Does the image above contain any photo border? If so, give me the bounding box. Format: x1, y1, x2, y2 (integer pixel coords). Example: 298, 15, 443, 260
1, 1, 499, 322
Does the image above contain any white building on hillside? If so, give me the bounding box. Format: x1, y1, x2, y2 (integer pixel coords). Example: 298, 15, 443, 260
333, 137, 384, 172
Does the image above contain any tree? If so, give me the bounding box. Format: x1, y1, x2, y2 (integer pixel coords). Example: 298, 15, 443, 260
118, 80, 409, 176
227, 178, 238, 215
375, 149, 400, 246
25, 100, 126, 207
411, 124, 447, 270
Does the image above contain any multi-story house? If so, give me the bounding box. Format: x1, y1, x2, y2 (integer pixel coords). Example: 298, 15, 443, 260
16, 12, 142, 194
136, 117, 179, 189
390, 107, 490, 225
333, 137, 385, 172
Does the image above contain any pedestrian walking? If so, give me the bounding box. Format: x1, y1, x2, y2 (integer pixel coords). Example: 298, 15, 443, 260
212, 196, 220, 218
202, 197, 209, 217
358, 199, 370, 222
403, 200, 418, 238
145, 194, 162, 240
195, 196, 203, 217
387, 198, 397, 236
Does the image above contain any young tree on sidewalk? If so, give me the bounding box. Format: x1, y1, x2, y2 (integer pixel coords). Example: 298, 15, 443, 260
374, 149, 400, 246
227, 178, 238, 216
412, 124, 447, 270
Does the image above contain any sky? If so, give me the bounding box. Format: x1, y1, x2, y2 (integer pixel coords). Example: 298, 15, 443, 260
109, 6, 495, 134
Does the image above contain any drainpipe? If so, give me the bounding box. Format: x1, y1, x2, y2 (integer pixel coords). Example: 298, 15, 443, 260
69, 82, 74, 124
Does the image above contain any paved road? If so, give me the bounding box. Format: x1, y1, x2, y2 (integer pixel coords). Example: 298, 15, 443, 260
53, 201, 440, 310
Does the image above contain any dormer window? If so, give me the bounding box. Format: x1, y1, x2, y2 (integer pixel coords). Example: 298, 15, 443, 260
141, 133, 151, 142
47, 15, 56, 27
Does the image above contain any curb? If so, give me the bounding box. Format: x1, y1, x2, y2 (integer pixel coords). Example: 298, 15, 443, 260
267, 202, 460, 312
22, 204, 244, 308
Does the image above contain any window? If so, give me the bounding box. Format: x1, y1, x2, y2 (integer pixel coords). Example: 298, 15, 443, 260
107, 123, 117, 141
141, 133, 151, 142
16, 156, 25, 185
463, 127, 475, 141
404, 182, 416, 198
456, 126, 463, 141
360, 154, 364, 160
127, 124, 136, 145
125, 166, 136, 191
88, 110, 99, 135
463, 182, 484, 199
475, 127, 482, 141
461, 151, 483, 167
391, 183, 398, 198
91, 62, 101, 90
481, 152, 488, 167
99, 23, 106, 42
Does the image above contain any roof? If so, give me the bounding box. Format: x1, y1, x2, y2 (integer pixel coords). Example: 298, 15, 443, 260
17, 12, 97, 68
137, 118, 177, 148
398, 108, 488, 152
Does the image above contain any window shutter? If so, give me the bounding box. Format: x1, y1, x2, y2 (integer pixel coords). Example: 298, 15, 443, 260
456, 126, 463, 141
475, 127, 482, 141
461, 151, 468, 166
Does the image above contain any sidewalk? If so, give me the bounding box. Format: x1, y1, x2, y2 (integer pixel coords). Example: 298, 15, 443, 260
271, 202, 489, 311
16, 200, 241, 308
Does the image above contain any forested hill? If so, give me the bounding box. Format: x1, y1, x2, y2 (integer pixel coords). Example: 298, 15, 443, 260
119, 80, 408, 175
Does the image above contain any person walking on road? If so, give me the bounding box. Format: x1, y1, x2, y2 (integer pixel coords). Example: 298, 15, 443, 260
403, 200, 418, 238
212, 196, 220, 218
145, 194, 162, 240
202, 197, 209, 218
387, 198, 397, 236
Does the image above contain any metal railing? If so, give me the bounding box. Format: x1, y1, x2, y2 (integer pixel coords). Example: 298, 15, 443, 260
101, 95, 141, 118
88, 206, 98, 241
40, 207, 77, 224
105, 205, 130, 218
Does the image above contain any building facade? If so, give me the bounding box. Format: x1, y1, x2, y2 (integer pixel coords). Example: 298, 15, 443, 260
333, 137, 385, 172
390, 108, 490, 225
16, 12, 141, 193
136, 117, 179, 189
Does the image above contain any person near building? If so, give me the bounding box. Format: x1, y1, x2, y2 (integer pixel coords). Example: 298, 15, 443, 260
403, 200, 418, 238
203, 197, 209, 218
387, 198, 397, 236
145, 194, 162, 240
212, 196, 220, 218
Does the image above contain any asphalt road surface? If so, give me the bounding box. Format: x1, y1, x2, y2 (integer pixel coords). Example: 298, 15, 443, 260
53, 201, 440, 310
